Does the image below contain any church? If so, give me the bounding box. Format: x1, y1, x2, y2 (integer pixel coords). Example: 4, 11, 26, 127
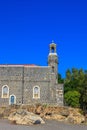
0, 42, 63, 106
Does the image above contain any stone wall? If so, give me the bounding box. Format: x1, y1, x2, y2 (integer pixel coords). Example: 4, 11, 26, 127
23, 66, 57, 105
0, 65, 63, 106
0, 66, 23, 106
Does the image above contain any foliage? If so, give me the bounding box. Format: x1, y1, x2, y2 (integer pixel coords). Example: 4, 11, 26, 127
64, 90, 81, 107
58, 73, 64, 83
64, 68, 87, 112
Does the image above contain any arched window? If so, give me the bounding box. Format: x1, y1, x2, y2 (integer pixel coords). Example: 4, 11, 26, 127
9, 95, 16, 105
2, 85, 9, 98
33, 86, 40, 99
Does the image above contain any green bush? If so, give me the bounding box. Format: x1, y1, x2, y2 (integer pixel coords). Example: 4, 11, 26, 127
64, 90, 81, 107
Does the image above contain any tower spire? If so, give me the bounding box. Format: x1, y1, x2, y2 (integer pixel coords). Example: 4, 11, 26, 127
52, 40, 54, 43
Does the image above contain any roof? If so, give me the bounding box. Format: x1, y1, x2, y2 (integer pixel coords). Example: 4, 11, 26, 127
0, 64, 39, 67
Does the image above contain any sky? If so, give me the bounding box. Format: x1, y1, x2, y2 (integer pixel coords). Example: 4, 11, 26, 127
0, 0, 87, 77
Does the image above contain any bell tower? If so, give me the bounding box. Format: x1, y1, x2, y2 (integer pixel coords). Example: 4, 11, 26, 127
48, 41, 58, 78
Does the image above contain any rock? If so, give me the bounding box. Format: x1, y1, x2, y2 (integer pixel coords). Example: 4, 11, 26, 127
51, 114, 66, 121
3, 107, 12, 117
8, 109, 45, 125
68, 108, 81, 116
66, 114, 85, 124
60, 109, 69, 117
16, 109, 27, 116
35, 106, 43, 114
45, 114, 66, 121
44, 107, 85, 124
65, 108, 85, 124
0, 107, 5, 118
34, 120, 41, 124
85, 114, 87, 123
1, 105, 85, 125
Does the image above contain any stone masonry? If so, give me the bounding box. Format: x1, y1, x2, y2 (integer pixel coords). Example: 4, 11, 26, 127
0, 42, 63, 106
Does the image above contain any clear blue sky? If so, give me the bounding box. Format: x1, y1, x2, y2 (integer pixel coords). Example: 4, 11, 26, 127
0, 0, 87, 77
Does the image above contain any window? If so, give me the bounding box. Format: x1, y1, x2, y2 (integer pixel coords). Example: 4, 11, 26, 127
33, 86, 40, 99
2, 85, 9, 98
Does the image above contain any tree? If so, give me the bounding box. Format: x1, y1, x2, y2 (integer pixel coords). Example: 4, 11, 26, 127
64, 69, 72, 93
64, 90, 81, 107
58, 73, 64, 83
64, 68, 87, 111
65, 69, 71, 83
78, 69, 85, 92
64, 68, 85, 93
81, 71, 87, 113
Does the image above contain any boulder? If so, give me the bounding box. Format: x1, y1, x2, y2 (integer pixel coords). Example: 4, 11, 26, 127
66, 114, 85, 124
45, 114, 66, 121
64, 108, 85, 124
60, 109, 69, 117
8, 109, 45, 125
44, 107, 85, 124
85, 114, 87, 123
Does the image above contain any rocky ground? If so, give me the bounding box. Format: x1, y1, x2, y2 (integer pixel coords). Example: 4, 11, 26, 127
0, 105, 87, 125
8, 109, 45, 125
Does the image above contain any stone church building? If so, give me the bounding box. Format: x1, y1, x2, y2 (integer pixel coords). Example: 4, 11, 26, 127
0, 42, 63, 106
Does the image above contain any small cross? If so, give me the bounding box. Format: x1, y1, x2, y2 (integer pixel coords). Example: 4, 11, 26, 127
52, 40, 54, 43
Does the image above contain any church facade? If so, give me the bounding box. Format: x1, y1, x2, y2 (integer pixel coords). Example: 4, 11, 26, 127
0, 42, 63, 106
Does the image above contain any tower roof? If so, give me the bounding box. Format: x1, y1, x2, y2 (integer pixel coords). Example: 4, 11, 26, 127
50, 40, 56, 46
